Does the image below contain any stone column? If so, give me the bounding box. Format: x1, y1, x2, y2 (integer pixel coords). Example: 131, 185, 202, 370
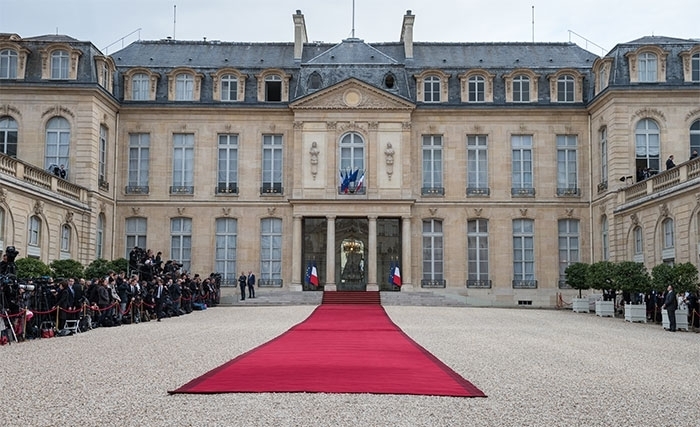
290, 215, 303, 291
401, 215, 413, 291
367, 215, 378, 291
325, 215, 336, 291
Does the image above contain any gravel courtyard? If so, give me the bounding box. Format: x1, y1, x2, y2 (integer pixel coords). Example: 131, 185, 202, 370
1, 306, 698, 427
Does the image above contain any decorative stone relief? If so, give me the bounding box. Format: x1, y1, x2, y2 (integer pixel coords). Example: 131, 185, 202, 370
326, 121, 337, 130
565, 208, 574, 218
519, 208, 528, 217
630, 213, 639, 226
267, 207, 277, 216
429, 208, 438, 217
384, 142, 395, 180
177, 207, 186, 215
222, 207, 231, 216
0, 188, 6, 203
65, 211, 74, 224
309, 141, 319, 180
474, 208, 483, 217
131, 207, 141, 215
33, 200, 44, 215
659, 203, 669, 218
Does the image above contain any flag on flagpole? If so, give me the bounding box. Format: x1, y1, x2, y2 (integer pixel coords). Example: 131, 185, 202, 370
340, 169, 350, 193
309, 262, 319, 287
356, 172, 365, 192
305, 262, 312, 285
392, 264, 402, 287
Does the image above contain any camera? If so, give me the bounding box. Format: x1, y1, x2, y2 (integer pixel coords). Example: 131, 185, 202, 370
18, 284, 36, 292
5, 246, 19, 263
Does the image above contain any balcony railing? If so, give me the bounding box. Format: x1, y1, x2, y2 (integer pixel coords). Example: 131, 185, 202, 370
261, 183, 283, 195
556, 187, 580, 197
620, 157, 700, 204
421, 187, 445, 196
511, 187, 535, 197
421, 279, 446, 288
512, 279, 538, 289
466, 187, 490, 196
125, 185, 149, 194
466, 279, 492, 289
216, 182, 238, 195
170, 185, 194, 195
258, 279, 283, 288
0, 153, 86, 202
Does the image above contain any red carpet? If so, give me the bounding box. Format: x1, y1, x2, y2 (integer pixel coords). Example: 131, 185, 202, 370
170, 304, 485, 397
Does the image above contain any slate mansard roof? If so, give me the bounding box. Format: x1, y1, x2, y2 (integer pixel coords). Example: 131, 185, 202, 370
111, 37, 600, 105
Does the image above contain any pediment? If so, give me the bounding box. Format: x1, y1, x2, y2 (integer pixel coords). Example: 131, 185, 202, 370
290, 78, 415, 111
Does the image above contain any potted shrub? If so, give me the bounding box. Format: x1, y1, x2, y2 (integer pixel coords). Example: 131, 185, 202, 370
617, 261, 650, 323
653, 262, 698, 331
565, 263, 590, 313
587, 261, 616, 317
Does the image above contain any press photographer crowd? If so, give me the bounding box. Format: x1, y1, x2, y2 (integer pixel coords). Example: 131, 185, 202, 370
0, 245, 221, 345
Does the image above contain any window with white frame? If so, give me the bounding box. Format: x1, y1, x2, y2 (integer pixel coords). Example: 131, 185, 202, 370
99, 125, 107, 185
265, 74, 282, 102
634, 226, 643, 256
215, 218, 237, 282
558, 219, 579, 283
557, 75, 575, 102
175, 73, 194, 100
513, 219, 535, 285
0, 49, 18, 79
600, 127, 608, 187
262, 134, 283, 193
221, 74, 238, 101
598, 66, 608, 91
217, 134, 238, 194
467, 219, 489, 286
467, 135, 488, 195
557, 135, 578, 195
339, 132, 365, 193
422, 219, 444, 284
663, 218, 674, 249
424, 75, 441, 102
125, 217, 147, 258
690, 120, 700, 157
96, 213, 105, 259
0, 116, 18, 157
60, 224, 71, 256
171, 218, 192, 272
693, 53, 700, 82
28, 215, 41, 246
172, 133, 194, 193
638, 52, 658, 82
511, 135, 533, 195
50, 50, 69, 79
132, 73, 149, 100
468, 75, 485, 102
45, 117, 70, 171
260, 218, 282, 284
602, 216, 609, 261
128, 133, 150, 191
635, 119, 660, 173
513, 75, 530, 102
422, 135, 443, 195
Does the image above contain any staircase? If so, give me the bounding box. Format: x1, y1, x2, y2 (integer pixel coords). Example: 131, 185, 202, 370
322, 291, 381, 305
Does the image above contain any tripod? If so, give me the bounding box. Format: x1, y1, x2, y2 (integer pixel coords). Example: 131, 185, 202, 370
1, 308, 18, 343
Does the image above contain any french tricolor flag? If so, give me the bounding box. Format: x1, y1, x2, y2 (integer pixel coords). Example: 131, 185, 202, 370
392, 265, 402, 287
310, 263, 319, 287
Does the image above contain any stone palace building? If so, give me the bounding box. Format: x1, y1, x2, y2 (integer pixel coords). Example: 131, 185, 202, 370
1, 10, 699, 306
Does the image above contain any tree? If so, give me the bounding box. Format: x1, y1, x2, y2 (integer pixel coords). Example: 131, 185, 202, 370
616, 261, 651, 298
50, 259, 84, 279
587, 261, 616, 292
15, 257, 52, 279
108, 258, 129, 275
653, 262, 699, 295
84, 258, 111, 280
651, 263, 674, 293
565, 262, 590, 298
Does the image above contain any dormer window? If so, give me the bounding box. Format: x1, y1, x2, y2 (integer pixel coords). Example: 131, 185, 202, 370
459, 70, 495, 103
503, 69, 539, 103
548, 70, 584, 103
175, 73, 194, 100
221, 74, 239, 101
51, 50, 70, 79
414, 70, 450, 103
132, 73, 149, 100
424, 75, 441, 102
265, 74, 282, 101
557, 75, 574, 102
679, 48, 700, 82
513, 75, 530, 102
625, 46, 668, 83
308, 72, 322, 90
211, 69, 246, 102
166, 68, 203, 101
0, 49, 18, 79
638, 52, 657, 82
384, 73, 396, 89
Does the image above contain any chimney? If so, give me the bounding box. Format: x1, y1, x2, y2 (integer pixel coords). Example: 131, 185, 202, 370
293, 9, 308, 61
400, 10, 414, 59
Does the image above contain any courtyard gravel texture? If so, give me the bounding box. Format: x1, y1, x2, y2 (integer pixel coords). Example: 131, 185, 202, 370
1, 305, 699, 427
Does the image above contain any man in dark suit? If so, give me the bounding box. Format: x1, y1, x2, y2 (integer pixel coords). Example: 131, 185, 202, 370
247, 271, 256, 299
662, 285, 678, 332
238, 272, 247, 301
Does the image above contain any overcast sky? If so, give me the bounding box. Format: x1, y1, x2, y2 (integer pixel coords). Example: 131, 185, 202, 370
2, 0, 698, 56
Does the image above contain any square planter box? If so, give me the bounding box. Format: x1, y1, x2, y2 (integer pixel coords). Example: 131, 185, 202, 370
595, 300, 615, 317
662, 308, 688, 331
572, 298, 589, 313
624, 304, 647, 323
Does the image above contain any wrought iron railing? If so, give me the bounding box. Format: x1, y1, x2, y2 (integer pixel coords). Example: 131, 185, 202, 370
512, 279, 537, 289
125, 185, 149, 194
511, 187, 535, 197
421, 187, 445, 196
258, 279, 283, 288
421, 279, 446, 288
466, 279, 492, 288
466, 187, 490, 196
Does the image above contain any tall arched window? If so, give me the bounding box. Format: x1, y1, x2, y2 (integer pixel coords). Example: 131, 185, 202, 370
60, 224, 71, 258
339, 132, 365, 193
662, 218, 675, 263
96, 213, 105, 259
0, 116, 18, 157
633, 226, 644, 256
45, 116, 70, 171
28, 215, 41, 247
635, 119, 660, 173
0, 207, 5, 249
467, 219, 489, 286
215, 218, 237, 281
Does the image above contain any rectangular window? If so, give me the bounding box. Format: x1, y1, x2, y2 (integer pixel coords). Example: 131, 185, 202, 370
0, 117, 18, 157
556, 135, 578, 196
127, 133, 150, 192
557, 76, 574, 102
28, 216, 41, 246
172, 133, 194, 193
175, 74, 194, 100
468, 76, 484, 102
99, 125, 108, 184
171, 218, 192, 272
51, 51, 69, 79
96, 214, 104, 260
511, 135, 534, 195
467, 135, 488, 195
600, 128, 608, 187
467, 219, 489, 287
221, 75, 238, 101
513, 219, 535, 286
424, 76, 441, 102
634, 227, 643, 256
125, 218, 147, 258
215, 218, 237, 282
0, 49, 18, 79
262, 134, 283, 193
217, 134, 238, 194
260, 218, 282, 284
422, 135, 443, 195
693, 54, 700, 82
638, 53, 657, 82
558, 219, 580, 283
513, 76, 530, 102
132, 74, 149, 100
422, 219, 444, 284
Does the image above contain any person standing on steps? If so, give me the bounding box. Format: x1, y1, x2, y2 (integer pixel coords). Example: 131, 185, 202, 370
238, 272, 247, 301
662, 284, 677, 332
247, 271, 256, 299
